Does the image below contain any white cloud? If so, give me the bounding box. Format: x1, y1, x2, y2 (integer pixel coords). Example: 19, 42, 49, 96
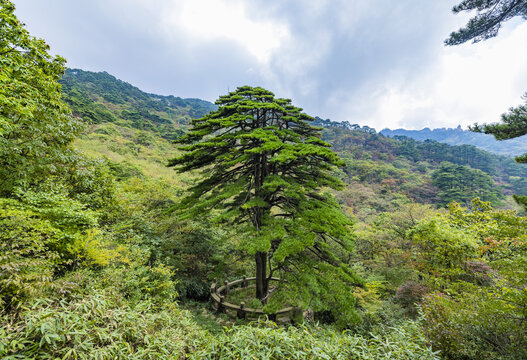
259, 29, 333, 99
159, 0, 290, 64
13, 0, 527, 131
331, 20, 527, 130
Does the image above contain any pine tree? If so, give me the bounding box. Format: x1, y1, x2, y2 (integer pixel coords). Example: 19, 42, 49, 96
431, 162, 503, 206
493, 95, 527, 208
445, 0, 527, 45
471, 93, 527, 164
169, 86, 362, 324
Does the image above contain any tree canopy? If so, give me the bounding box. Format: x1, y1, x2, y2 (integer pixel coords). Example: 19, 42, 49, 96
169, 86, 362, 324
431, 162, 503, 206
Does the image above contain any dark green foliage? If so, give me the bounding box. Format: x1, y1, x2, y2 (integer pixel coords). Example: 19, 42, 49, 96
170, 86, 361, 324
403, 139, 499, 175
445, 0, 527, 45
105, 158, 144, 181
324, 126, 527, 205
431, 162, 503, 206
157, 223, 230, 300
513, 193, 527, 209
473, 94, 527, 207
61, 69, 216, 116
422, 292, 527, 360
328, 126, 525, 180
105, 176, 243, 302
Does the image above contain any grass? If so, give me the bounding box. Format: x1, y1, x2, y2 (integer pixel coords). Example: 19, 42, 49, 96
73, 124, 196, 187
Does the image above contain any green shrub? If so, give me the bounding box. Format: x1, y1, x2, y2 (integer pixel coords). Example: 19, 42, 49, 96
105, 159, 144, 180
190, 320, 440, 360
0, 200, 59, 312
157, 223, 232, 300
0, 189, 124, 312
113, 263, 178, 304
422, 291, 527, 360
0, 292, 204, 359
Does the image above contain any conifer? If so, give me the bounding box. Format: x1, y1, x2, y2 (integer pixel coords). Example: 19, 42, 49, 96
169, 86, 361, 323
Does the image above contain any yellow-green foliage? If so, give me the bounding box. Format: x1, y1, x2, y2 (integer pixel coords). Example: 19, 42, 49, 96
71, 228, 129, 267
418, 199, 527, 359
0, 190, 118, 311
74, 123, 193, 187
0, 200, 59, 311
408, 216, 480, 281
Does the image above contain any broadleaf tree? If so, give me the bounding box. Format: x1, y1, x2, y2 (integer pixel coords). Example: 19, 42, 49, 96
0, 0, 83, 196
446, 0, 527, 207
169, 86, 362, 324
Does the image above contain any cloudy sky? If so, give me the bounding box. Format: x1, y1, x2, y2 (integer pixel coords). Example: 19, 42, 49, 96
13, 0, 527, 130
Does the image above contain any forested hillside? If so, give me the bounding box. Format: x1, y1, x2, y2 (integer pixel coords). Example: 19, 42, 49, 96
381, 126, 527, 157
61, 71, 527, 211
316, 118, 527, 212
60, 68, 216, 140
2, 2, 526, 358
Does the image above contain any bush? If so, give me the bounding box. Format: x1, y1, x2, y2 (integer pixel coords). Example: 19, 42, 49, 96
0, 190, 124, 312
0, 291, 204, 359
190, 320, 440, 360
395, 281, 429, 316
0, 200, 59, 312
157, 223, 232, 300
422, 292, 527, 360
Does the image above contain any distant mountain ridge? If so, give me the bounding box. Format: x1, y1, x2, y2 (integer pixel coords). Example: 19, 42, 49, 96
59, 69, 527, 209
380, 126, 527, 157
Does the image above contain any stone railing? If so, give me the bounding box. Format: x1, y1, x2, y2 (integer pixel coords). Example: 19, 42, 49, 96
210, 276, 302, 322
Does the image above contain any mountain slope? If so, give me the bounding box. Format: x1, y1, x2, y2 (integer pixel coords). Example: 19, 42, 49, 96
60, 70, 527, 214
60, 68, 216, 140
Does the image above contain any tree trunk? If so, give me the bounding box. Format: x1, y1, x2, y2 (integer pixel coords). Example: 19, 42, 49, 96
255, 251, 269, 302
